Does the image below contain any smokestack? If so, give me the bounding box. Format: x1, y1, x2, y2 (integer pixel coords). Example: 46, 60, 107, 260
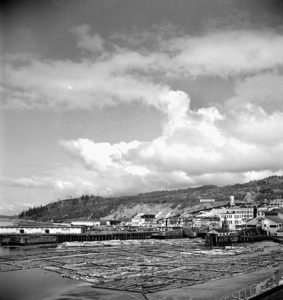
253, 206, 257, 218
230, 196, 235, 207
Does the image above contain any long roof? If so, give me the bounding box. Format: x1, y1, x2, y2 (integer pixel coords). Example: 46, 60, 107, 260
265, 216, 283, 224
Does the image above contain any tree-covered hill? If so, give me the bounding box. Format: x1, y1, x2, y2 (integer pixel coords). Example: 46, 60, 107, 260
19, 175, 283, 221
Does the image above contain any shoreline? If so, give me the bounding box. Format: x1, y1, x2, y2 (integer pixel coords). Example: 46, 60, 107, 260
0, 239, 282, 299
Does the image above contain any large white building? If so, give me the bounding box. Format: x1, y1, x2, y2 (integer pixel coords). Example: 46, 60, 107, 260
219, 207, 255, 230
0, 226, 84, 235
196, 207, 227, 218
71, 220, 100, 227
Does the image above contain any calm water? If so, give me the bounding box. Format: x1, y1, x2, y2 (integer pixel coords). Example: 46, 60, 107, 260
0, 218, 57, 256
0, 268, 89, 300
0, 218, 135, 300
0, 218, 87, 300
0, 217, 15, 226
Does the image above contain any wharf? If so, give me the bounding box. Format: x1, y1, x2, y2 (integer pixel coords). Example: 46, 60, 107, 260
0, 239, 282, 295
205, 228, 268, 247
0, 230, 155, 244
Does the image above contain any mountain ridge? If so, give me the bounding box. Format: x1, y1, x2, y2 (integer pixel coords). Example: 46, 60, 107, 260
19, 175, 283, 221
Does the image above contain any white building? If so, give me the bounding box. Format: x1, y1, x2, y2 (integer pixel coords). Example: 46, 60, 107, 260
199, 199, 215, 203
276, 227, 283, 237
257, 208, 283, 218
269, 199, 283, 208
196, 207, 227, 218
219, 207, 254, 230
71, 220, 100, 227
246, 216, 283, 236
131, 213, 156, 227
0, 226, 84, 235
192, 217, 221, 229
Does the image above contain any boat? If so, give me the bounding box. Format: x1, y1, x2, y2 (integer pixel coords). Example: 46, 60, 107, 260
0, 235, 57, 245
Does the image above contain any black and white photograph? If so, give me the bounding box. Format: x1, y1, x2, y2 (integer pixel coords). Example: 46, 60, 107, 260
0, 1, 283, 299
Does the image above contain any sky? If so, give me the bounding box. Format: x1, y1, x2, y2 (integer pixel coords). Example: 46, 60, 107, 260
1, 0, 283, 215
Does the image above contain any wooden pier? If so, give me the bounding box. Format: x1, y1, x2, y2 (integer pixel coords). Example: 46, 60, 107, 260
205, 228, 268, 247
0, 230, 155, 244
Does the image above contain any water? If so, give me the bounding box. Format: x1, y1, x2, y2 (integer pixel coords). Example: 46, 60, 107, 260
0, 217, 15, 227
0, 218, 56, 256
0, 244, 57, 256
0, 268, 89, 300
0, 218, 87, 300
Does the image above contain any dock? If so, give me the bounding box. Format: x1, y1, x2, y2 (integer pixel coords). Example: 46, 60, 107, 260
0, 230, 156, 244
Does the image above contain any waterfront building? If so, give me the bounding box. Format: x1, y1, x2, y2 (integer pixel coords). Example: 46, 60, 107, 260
156, 215, 185, 228
276, 227, 283, 237
246, 216, 283, 235
192, 217, 221, 229
71, 220, 100, 227
257, 208, 283, 218
219, 206, 255, 230
257, 207, 271, 217
196, 207, 227, 218
207, 228, 230, 237
269, 199, 283, 208
0, 226, 85, 235
131, 213, 156, 227
106, 220, 122, 226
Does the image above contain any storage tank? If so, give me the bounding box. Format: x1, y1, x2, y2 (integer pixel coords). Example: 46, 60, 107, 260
230, 196, 235, 206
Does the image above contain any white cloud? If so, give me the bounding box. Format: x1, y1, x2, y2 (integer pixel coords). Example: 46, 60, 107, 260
60, 139, 141, 171
0, 177, 50, 188
70, 24, 105, 53
165, 30, 283, 77
56, 79, 283, 195
2, 26, 283, 198
2, 29, 283, 111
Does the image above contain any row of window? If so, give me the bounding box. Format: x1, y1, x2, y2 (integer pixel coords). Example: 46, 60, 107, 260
224, 214, 253, 219
227, 220, 244, 225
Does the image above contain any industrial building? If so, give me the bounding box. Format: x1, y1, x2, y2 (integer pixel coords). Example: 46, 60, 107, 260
246, 216, 283, 236
219, 206, 255, 230
131, 213, 156, 227
0, 226, 84, 235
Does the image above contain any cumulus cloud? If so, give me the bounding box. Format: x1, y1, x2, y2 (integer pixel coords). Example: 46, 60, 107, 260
56, 77, 283, 195
2, 28, 283, 110
166, 30, 283, 77
2, 25, 283, 197
70, 24, 105, 53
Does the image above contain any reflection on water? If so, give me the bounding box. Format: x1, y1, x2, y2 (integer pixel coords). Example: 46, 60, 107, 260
0, 218, 58, 256
0, 268, 88, 300
0, 217, 17, 226
0, 245, 57, 256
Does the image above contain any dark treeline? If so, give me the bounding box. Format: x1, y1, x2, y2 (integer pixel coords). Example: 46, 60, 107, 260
18, 175, 283, 222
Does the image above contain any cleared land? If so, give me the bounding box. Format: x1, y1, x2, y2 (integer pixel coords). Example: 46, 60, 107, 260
0, 239, 282, 298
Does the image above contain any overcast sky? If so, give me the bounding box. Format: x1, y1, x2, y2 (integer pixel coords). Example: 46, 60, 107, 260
1, 0, 283, 215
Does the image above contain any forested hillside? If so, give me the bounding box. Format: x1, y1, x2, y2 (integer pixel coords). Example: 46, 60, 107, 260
19, 175, 283, 221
